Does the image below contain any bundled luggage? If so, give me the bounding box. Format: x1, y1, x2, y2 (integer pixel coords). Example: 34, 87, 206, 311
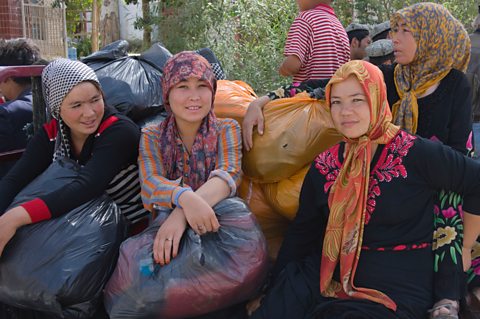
213, 80, 257, 125
0, 158, 126, 318
104, 197, 268, 319
243, 92, 341, 183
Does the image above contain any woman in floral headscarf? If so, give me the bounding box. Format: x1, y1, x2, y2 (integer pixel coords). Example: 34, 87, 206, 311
138, 51, 242, 265
386, 3, 473, 317
249, 60, 480, 319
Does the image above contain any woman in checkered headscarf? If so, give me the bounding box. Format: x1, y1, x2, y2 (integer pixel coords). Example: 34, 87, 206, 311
0, 59, 149, 256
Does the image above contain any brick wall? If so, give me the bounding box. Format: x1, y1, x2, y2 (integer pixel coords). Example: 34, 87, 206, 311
0, 0, 23, 39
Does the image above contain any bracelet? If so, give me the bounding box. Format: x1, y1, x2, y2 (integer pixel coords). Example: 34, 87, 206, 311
173, 187, 192, 209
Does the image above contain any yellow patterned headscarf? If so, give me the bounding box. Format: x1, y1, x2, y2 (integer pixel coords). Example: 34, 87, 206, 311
321, 60, 400, 310
391, 2, 471, 134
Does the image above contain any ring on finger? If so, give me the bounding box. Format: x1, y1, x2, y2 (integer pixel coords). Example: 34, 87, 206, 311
165, 238, 173, 241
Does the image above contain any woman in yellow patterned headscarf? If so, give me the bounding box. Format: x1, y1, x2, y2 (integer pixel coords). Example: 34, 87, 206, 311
390, 2, 470, 134
389, 3, 473, 318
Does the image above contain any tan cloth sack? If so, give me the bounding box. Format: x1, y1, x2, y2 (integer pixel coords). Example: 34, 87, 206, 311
243, 92, 341, 183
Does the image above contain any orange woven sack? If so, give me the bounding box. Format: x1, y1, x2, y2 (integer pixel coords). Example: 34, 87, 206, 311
213, 80, 257, 126
261, 165, 309, 221
238, 177, 289, 260
243, 92, 341, 183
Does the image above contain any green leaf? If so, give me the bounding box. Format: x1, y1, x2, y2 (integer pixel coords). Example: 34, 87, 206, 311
448, 192, 455, 206
454, 242, 462, 254
468, 271, 476, 283
450, 246, 458, 264
440, 194, 448, 208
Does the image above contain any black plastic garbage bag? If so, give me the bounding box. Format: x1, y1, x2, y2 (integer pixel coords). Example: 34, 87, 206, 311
0, 158, 126, 319
139, 43, 172, 73
195, 48, 227, 80
83, 42, 172, 122
81, 40, 130, 66
104, 197, 268, 319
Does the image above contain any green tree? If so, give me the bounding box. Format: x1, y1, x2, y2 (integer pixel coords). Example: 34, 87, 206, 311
123, 0, 154, 47
334, 0, 476, 32
53, 0, 99, 56
53, 0, 93, 35
152, 0, 297, 94
131, 0, 476, 93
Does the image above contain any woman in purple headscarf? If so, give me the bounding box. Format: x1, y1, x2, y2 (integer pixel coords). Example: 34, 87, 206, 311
138, 51, 242, 265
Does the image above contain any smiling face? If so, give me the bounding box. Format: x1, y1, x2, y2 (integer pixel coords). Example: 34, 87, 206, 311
60, 81, 104, 143
391, 18, 417, 65
168, 76, 213, 127
330, 75, 371, 139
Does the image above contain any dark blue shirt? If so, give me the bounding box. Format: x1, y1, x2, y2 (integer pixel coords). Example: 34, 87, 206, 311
0, 89, 33, 178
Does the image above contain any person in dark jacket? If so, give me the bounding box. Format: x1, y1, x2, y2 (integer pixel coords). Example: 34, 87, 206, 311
0, 39, 41, 178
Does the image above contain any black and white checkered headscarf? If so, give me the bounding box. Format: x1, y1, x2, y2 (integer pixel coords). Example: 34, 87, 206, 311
42, 58, 99, 119
42, 59, 101, 161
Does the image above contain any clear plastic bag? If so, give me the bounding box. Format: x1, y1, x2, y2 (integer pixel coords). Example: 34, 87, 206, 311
104, 197, 268, 319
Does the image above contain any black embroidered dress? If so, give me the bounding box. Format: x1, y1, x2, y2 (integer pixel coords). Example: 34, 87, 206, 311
252, 131, 480, 319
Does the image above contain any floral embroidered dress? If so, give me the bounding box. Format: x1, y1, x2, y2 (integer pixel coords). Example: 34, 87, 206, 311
252, 131, 480, 319
382, 60, 474, 301
389, 3, 473, 300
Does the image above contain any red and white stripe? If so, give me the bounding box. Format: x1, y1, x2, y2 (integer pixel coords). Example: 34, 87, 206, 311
284, 4, 350, 82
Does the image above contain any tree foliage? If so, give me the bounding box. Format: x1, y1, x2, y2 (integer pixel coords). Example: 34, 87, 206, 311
148, 0, 297, 94
124, 0, 153, 46
334, 0, 477, 33
53, 0, 95, 35
128, 0, 476, 93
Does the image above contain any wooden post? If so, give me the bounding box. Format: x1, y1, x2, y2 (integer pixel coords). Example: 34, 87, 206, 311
91, 0, 99, 52
142, 0, 152, 48
31, 76, 47, 133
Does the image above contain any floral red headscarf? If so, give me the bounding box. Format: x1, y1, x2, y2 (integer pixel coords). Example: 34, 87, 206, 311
158, 51, 219, 190
321, 60, 400, 310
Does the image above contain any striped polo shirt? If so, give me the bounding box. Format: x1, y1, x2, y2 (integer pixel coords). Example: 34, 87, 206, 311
284, 3, 350, 82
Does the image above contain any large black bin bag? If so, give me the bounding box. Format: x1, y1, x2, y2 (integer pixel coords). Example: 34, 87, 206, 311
83, 41, 172, 122
0, 158, 126, 318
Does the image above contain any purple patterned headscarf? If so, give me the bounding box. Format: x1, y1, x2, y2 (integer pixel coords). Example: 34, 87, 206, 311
158, 51, 220, 190
162, 51, 217, 111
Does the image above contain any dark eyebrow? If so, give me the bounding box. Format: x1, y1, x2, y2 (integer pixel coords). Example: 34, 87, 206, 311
68, 93, 101, 106
331, 93, 365, 99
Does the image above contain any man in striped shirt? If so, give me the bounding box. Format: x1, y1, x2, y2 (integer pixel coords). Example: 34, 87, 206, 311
279, 0, 350, 82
